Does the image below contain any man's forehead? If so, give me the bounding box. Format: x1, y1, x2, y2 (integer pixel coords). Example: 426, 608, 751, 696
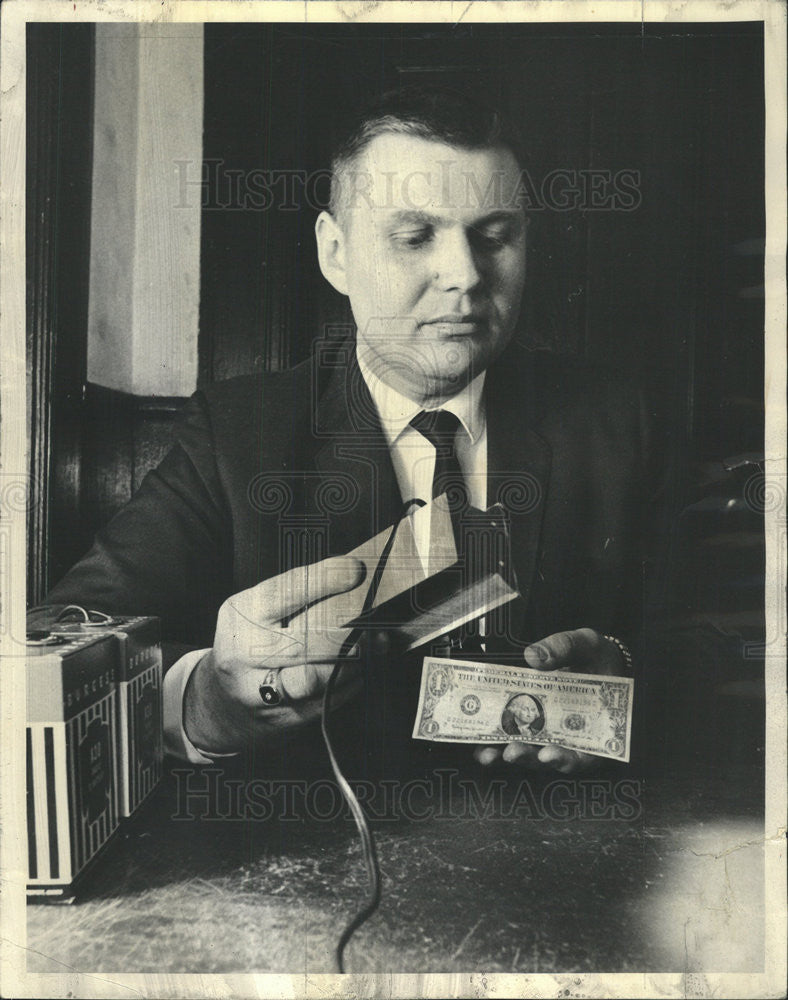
379, 207, 524, 230
343, 132, 524, 217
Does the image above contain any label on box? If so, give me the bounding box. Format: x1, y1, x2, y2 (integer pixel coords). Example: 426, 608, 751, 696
78, 717, 113, 824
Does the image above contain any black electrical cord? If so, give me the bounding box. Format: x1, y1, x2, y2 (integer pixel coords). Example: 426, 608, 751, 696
321, 654, 379, 974
320, 499, 425, 973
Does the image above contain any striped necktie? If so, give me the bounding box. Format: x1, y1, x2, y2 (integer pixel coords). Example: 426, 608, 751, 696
410, 410, 481, 653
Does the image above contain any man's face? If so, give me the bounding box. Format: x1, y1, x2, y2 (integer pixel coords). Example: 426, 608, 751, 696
511, 696, 538, 727
321, 133, 527, 402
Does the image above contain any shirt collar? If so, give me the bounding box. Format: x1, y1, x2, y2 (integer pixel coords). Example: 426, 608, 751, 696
357, 344, 487, 447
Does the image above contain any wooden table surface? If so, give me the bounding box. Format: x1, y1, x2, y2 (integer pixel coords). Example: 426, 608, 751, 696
26, 749, 765, 976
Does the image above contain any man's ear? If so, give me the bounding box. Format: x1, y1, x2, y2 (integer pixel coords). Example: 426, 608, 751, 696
315, 211, 348, 295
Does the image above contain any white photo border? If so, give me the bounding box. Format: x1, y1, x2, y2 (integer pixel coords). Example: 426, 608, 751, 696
1, 2, 785, 998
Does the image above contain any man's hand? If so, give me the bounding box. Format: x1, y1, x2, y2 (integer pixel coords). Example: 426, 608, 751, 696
183, 555, 367, 753
473, 628, 629, 774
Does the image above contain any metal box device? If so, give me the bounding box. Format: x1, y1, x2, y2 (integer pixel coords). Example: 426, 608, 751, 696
35, 611, 163, 818
26, 632, 120, 898
100, 616, 163, 817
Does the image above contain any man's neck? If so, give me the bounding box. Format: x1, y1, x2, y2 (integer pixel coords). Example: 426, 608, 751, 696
355, 344, 472, 408
356, 342, 487, 448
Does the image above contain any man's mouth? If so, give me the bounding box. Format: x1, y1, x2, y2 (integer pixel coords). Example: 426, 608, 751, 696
419, 314, 486, 335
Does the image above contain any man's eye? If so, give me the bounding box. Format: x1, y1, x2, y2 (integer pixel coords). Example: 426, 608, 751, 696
391, 230, 432, 248
471, 227, 510, 250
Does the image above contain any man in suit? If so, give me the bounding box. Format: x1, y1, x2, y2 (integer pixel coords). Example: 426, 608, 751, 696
46, 87, 648, 775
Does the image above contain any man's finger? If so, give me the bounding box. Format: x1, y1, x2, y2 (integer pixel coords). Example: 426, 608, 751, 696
502, 742, 540, 765
523, 628, 602, 670
230, 555, 366, 625
537, 745, 595, 773
219, 615, 353, 667
474, 745, 502, 766
278, 660, 361, 701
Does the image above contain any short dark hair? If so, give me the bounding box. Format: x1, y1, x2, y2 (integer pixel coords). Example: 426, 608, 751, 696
329, 84, 526, 219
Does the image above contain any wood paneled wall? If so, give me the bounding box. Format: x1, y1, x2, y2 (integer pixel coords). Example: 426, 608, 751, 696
26, 24, 95, 602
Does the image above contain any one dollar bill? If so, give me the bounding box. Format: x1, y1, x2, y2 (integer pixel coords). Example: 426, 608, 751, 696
412, 657, 633, 761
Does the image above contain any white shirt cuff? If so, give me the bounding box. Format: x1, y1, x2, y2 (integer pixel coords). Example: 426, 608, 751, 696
163, 649, 240, 764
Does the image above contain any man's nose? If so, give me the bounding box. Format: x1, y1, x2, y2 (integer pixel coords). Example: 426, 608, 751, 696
432, 230, 482, 293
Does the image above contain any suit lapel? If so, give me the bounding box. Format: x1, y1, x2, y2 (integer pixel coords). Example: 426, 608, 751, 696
485, 350, 552, 642
312, 344, 402, 556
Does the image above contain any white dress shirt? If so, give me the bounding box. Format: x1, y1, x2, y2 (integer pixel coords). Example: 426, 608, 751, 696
356, 351, 487, 571
163, 349, 489, 762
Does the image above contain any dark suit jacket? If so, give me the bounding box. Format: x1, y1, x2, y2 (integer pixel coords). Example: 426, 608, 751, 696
45, 340, 655, 772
